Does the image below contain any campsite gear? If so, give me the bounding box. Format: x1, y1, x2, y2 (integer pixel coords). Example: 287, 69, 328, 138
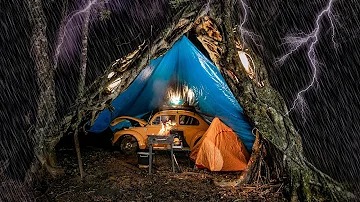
173, 137, 181, 146
148, 135, 175, 174
171, 130, 188, 147
190, 118, 250, 171
110, 110, 209, 152
89, 36, 254, 152
137, 152, 154, 168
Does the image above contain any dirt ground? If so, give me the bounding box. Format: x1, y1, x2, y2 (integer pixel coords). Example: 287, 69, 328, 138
34, 142, 285, 202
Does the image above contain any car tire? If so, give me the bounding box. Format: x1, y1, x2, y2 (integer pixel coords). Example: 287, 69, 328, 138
116, 135, 138, 155
193, 137, 202, 147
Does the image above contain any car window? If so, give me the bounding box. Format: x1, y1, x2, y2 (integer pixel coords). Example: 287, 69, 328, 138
179, 115, 199, 125
152, 115, 176, 125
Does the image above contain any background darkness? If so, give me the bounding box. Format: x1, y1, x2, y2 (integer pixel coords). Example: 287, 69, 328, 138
1, 0, 359, 194
244, 0, 360, 192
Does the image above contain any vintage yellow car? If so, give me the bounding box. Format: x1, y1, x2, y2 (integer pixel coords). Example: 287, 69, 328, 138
110, 109, 209, 154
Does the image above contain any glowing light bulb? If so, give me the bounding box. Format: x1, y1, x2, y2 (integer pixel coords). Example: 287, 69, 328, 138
107, 72, 115, 78
239, 51, 250, 72
106, 78, 121, 93
170, 95, 182, 105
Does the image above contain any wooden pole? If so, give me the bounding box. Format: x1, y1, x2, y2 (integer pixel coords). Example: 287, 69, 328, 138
74, 120, 85, 178
74, 7, 91, 179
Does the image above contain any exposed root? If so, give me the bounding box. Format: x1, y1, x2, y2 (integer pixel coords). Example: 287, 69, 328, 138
214, 130, 284, 188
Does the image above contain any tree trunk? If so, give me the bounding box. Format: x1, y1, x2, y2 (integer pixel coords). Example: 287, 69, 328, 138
217, 1, 354, 200
53, 0, 68, 70
27, 0, 58, 176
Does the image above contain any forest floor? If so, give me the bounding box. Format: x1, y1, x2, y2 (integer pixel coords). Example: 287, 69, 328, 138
34, 135, 286, 202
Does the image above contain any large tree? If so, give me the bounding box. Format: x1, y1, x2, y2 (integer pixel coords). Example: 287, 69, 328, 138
25, 0, 355, 201
27, 0, 59, 175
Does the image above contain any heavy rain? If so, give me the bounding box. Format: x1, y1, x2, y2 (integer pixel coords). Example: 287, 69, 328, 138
1, 0, 359, 201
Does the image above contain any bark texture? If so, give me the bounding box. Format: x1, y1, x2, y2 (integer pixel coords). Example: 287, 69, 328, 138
27, 0, 59, 178
217, 0, 354, 200
46, 0, 354, 201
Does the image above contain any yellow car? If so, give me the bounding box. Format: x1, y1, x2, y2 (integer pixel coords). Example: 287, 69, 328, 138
110, 110, 209, 154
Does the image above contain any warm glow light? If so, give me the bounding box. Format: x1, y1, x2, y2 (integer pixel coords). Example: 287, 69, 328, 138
237, 51, 263, 87
239, 51, 250, 72
106, 78, 121, 93
170, 95, 182, 105
107, 72, 115, 78
166, 86, 194, 106
187, 89, 194, 104
159, 120, 175, 135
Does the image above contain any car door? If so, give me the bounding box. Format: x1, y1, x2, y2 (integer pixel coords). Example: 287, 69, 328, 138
176, 114, 201, 146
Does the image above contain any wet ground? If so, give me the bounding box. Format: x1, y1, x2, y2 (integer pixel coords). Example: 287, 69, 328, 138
34, 135, 285, 202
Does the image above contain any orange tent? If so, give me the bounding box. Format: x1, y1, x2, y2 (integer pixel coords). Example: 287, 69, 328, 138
190, 117, 250, 171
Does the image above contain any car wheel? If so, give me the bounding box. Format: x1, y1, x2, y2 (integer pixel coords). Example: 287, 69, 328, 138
193, 137, 201, 147
117, 135, 138, 155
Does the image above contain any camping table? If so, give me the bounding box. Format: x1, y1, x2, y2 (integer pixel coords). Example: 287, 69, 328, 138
147, 135, 176, 174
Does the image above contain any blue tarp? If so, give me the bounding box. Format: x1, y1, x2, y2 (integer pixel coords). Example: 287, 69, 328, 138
89, 36, 255, 151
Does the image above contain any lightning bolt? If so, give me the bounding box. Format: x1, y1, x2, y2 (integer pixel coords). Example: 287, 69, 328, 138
277, 0, 336, 121
53, 0, 98, 69
237, 0, 262, 49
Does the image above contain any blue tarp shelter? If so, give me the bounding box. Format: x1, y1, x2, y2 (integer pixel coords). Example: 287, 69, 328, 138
89, 36, 255, 151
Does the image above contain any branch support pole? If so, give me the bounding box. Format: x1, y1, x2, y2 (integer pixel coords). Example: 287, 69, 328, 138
74, 112, 85, 179
74, 8, 91, 179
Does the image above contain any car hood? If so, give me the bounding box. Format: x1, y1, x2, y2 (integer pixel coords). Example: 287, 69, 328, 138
110, 116, 147, 127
